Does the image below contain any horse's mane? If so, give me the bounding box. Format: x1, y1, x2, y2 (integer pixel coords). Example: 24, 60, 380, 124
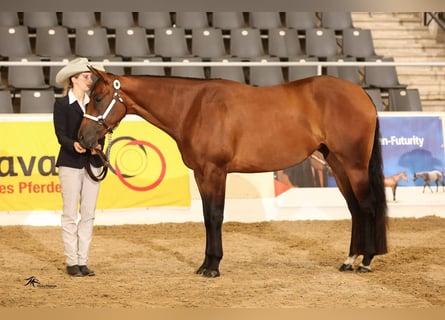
90, 72, 240, 97
112, 71, 238, 82
129, 73, 224, 82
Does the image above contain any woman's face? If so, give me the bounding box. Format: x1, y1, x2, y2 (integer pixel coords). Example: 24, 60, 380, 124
71, 72, 94, 92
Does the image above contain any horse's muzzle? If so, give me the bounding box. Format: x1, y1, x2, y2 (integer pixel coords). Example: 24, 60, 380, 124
78, 119, 103, 149
78, 132, 98, 150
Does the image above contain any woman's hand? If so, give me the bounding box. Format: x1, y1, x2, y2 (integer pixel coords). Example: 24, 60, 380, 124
73, 141, 87, 153
91, 144, 102, 155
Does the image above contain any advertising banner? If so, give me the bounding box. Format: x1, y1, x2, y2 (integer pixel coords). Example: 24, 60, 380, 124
379, 115, 445, 186
274, 115, 445, 195
0, 117, 190, 211
2, 115, 444, 209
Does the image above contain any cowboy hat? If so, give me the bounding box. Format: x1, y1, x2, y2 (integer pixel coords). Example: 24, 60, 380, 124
55, 57, 105, 84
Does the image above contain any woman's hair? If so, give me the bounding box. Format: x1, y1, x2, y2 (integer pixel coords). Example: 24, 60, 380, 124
62, 73, 80, 95
62, 78, 73, 96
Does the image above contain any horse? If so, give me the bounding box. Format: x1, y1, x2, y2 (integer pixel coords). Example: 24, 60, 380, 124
413, 170, 445, 193
78, 68, 388, 276
384, 171, 409, 201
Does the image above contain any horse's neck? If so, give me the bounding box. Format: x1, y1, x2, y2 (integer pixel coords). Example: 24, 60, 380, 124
394, 173, 406, 181
125, 78, 190, 138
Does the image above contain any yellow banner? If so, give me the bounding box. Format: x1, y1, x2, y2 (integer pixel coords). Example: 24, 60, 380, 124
0, 117, 190, 211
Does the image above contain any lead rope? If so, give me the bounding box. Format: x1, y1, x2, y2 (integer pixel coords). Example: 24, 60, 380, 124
85, 131, 113, 182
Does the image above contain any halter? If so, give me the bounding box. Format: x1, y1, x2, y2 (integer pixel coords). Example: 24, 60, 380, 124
83, 79, 124, 133
84, 78, 125, 182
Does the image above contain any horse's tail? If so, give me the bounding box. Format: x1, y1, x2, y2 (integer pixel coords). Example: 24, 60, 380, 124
368, 117, 388, 254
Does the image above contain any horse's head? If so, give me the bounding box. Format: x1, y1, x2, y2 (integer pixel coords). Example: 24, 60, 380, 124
78, 67, 127, 150
413, 173, 418, 181
401, 171, 409, 182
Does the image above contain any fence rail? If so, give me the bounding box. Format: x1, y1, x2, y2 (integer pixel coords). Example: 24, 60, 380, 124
2, 60, 445, 67
1, 60, 445, 78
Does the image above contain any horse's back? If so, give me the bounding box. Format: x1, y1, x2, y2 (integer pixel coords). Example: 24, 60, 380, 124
205, 76, 378, 172
199, 75, 376, 120
220, 75, 377, 123
433, 170, 444, 180
416, 170, 443, 181
288, 75, 376, 115
286, 76, 378, 148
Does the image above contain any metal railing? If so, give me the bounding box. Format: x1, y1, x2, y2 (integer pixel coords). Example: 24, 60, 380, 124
1, 59, 445, 76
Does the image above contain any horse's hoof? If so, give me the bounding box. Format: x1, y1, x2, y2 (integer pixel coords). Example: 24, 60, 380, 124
196, 266, 220, 278
339, 263, 354, 272
356, 265, 372, 273
196, 266, 206, 275
203, 269, 220, 278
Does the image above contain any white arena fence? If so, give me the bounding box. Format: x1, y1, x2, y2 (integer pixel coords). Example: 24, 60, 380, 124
1, 59, 445, 71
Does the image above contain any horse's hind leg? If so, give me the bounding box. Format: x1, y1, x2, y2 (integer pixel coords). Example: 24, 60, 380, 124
340, 193, 362, 272
325, 150, 385, 273
324, 153, 365, 271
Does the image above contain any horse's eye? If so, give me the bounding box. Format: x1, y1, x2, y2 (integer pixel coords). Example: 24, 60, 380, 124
94, 96, 102, 103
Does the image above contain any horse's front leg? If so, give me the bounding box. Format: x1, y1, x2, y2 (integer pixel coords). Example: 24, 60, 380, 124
426, 183, 434, 193
193, 167, 227, 278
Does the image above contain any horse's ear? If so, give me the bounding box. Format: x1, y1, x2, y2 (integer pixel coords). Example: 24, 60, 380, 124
88, 65, 106, 82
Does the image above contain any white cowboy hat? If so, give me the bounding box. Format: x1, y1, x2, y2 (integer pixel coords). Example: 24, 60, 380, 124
55, 57, 105, 85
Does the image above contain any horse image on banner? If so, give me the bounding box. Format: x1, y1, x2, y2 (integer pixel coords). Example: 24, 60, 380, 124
413, 170, 445, 193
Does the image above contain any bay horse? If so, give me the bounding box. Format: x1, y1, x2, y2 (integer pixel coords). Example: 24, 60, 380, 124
413, 170, 445, 193
78, 68, 388, 276
384, 171, 409, 201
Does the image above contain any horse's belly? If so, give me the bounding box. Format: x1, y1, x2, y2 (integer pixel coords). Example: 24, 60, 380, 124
229, 136, 318, 173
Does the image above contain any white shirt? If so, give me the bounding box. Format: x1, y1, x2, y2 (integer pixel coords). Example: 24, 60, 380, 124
68, 89, 90, 114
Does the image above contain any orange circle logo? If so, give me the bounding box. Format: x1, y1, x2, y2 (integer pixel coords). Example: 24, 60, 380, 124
108, 136, 166, 191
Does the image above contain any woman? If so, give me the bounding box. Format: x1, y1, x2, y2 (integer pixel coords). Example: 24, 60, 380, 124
53, 57, 105, 277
